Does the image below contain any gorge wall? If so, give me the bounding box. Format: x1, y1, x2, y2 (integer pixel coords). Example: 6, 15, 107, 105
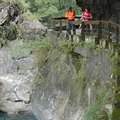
0, 1, 46, 116
76, 0, 120, 23
0, 1, 119, 120
32, 31, 115, 120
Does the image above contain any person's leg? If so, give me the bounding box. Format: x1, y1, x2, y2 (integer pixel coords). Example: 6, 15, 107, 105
90, 24, 93, 30
79, 19, 85, 28
79, 24, 82, 28
66, 22, 71, 34
72, 24, 76, 34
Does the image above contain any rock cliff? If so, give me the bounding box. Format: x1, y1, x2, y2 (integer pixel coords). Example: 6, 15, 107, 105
0, 0, 119, 119
31, 31, 114, 120
76, 0, 120, 23
0, 1, 46, 115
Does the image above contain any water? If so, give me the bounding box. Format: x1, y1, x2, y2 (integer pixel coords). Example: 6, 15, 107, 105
0, 111, 37, 120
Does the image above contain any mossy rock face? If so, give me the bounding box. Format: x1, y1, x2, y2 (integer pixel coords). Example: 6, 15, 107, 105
115, 94, 120, 102
0, 26, 7, 46
109, 42, 116, 45
112, 109, 120, 120
97, 112, 108, 120
5, 25, 18, 40
115, 47, 120, 51
0, 26, 4, 35
0, 26, 6, 38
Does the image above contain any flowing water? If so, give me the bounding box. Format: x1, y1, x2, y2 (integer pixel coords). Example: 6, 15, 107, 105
0, 112, 37, 120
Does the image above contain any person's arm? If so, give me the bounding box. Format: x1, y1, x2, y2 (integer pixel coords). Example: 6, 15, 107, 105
89, 13, 92, 19
81, 13, 84, 19
65, 11, 68, 18
81, 12, 84, 20
73, 11, 76, 18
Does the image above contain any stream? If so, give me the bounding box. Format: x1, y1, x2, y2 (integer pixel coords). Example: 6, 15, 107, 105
0, 112, 37, 120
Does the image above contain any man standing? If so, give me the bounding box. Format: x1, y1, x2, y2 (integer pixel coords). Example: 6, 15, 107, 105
65, 6, 76, 34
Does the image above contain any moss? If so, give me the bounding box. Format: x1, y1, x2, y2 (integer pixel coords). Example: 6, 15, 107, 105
72, 54, 84, 73
0, 26, 6, 39
116, 67, 120, 75
115, 46, 120, 51
85, 43, 97, 49
97, 112, 108, 120
5, 25, 18, 40
109, 42, 116, 46
73, 57, 87, 96
115, 95, 120, 102
75, 34, 82, 37
112, 109, 120, 120
115, 87, 120, 102
93, 80, 101, 88
84, 86, 113, 120
0, 26, 7, 46
116, 87, 120, 92
100, 38, 108, 41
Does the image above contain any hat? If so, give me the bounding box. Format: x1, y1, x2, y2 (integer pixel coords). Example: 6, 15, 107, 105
68, 6, 72, 9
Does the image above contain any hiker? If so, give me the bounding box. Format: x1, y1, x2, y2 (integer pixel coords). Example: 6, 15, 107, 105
79, 8, 92, 30
65, 6, 76, 34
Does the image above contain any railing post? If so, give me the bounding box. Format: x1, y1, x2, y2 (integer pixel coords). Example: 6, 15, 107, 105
71, 35, 73, 42
116, 26, 119, 47
96, 21, 102, 44
60, 20, 62, 33
48, 19, 51, 29
53, 21, 55, 30
108, 23, 112, 42
105, 23, 112, 49
48, 19, 55, 29
81, 22, 85, 41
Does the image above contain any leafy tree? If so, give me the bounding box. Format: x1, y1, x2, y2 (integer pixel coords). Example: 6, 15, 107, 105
25, 0, 82, 20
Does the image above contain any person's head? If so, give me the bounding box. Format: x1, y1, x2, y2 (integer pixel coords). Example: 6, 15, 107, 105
84, 8, 88, 12
67, 6, 72, 11
84, 8, 90, 12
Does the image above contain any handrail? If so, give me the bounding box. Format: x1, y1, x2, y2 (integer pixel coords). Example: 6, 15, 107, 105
48, 18, 120, 48
49, 18, 120, 27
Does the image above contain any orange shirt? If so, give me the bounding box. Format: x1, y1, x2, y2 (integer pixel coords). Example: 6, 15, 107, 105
65, 10, 76, 21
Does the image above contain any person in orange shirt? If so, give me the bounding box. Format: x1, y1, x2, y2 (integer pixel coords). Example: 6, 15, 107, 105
65, 6, 76, 34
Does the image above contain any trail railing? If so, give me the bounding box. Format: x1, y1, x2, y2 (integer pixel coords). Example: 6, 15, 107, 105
48, 17, 120, 48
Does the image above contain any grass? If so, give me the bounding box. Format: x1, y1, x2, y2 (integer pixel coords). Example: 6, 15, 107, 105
10, 38, 46, 58
84, 85, 113, 120
73, 57, 86, 96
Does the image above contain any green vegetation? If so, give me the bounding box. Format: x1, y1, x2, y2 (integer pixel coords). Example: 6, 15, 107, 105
10, 38, 77, 64
24, 0, 82, 21
60, 41, 78, 54
36, 39, 80, 68
0, 26, 7, 46
73, 57, 86, 95
85, 43, 97, 50
5, 25, 18, 40
10, 39, 46, 58
84, 86, 113, 120
35, 39, 56, 68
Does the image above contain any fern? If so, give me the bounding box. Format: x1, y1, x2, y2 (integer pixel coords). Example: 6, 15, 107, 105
84, 87, 113, 120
